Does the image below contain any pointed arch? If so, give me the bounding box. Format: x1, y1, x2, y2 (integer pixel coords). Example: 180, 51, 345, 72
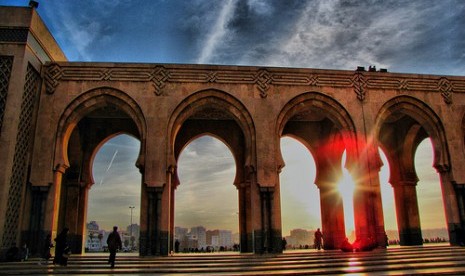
54, 87, 146, 171
374, 95, 450, 172
167, 89, 256, 173
276, 92, 357, 173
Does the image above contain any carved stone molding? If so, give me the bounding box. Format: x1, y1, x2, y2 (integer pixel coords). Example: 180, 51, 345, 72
351, 72, 367, 101
43, 64, 465, 100
44, 64, 62, 94
438, 77, 453, 104
254, 69, 272, 98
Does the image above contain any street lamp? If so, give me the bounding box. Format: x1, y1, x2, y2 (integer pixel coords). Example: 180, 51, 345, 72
129, 206, 135, 250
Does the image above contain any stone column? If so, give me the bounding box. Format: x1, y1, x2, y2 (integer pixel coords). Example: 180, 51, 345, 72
259, 187, 272, 253
27, 186, 50, 256
44, 165, 66, 242
255, 186, 282, 253
237, 182, 253, 252
63, 181, 83, 254
437, 170, 462, 245
141, 186, 165, 256
318, 183, 345, 249
169, 183, 175, 254
351, 157, 387, 248
366, 170, 388, 248
454, 184, 465, 245
77, 185, 89, 253
391, 180, 423, 245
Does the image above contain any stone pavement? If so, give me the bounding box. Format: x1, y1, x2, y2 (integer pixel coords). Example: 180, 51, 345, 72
1, 244, 465, 275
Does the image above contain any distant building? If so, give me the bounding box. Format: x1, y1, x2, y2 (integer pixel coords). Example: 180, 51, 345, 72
286, 229, 313, 247
190, 226, 207, 249
206, 229, 233, 249
218, 230, 233, 248
126, 223, 140, 249
85, 221, 106, 252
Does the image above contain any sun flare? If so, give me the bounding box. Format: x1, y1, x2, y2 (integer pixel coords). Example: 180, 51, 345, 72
339, 168, 356, 242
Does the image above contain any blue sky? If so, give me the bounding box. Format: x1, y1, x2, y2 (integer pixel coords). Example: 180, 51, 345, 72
2, 0, 464, 235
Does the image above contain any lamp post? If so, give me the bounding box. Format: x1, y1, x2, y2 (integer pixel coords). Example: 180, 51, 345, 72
129, 206, 135, 250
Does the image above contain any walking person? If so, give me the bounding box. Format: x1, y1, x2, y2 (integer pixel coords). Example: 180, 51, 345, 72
314, 228, 323, 250
54, 227, 69, 266
107, 226, 122, 268
39, 234, 53, 265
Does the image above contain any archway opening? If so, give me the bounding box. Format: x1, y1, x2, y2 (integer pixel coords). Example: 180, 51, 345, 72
338, 151, 355, 242
175, 135, 238, 253
87, 134, 141, 253
378, 148, 398, 244
280, 136, 320, 250
415, 139, 448, 243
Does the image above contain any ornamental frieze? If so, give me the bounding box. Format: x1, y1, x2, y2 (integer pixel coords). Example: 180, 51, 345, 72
44, 63, 465, 103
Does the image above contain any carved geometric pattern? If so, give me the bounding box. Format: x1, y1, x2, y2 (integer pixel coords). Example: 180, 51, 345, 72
0, 56, 13, 134
0, 28, 28, 42
44, 64, 62, 94
399, 79, 409, 90
438, 77, 452, 104
42, 64, 465, 98
254, 69, 272, 98
150, 66, 170, 96
2, 64, 40, 249
207, 72, 217, 83
309, 74, 319, 86
351, 73, 367, 101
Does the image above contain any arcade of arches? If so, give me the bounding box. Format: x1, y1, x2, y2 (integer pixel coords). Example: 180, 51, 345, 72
2, 6, 465, 258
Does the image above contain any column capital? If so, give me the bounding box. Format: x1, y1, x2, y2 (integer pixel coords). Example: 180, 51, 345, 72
54, 163, 69, 174
146, 185, 165, 193
259, 186, 275, 193
31, 184, 51, 192
391, 179, 418, 187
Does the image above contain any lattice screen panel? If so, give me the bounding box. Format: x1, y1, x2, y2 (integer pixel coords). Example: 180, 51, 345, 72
2, 64, 40, 249
0, 56, 13, 134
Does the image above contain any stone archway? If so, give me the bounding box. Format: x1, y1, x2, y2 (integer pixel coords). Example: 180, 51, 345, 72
165, 89, 261, 253
44, 87, 146, 254
374, 95, 459, 245
276, 92, 364, 249
174, 134, 237, 252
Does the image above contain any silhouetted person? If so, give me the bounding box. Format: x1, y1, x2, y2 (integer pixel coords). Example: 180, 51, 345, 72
107, 226, 122, 268
20, 243, 29, 261
175, 239, 180, 253
314, 228, 323, 250
54, 227, 69, 266
39, 234, 54, 265
281, 237, 287, 251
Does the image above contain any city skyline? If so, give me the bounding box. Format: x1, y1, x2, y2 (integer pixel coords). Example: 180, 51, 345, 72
4, 0, 463, 237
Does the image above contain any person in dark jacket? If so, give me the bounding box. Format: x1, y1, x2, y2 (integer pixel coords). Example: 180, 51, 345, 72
314, 228, 323, 250
54, 227, 69, 266
39, 234, 54, 265
107, 226, 122, 268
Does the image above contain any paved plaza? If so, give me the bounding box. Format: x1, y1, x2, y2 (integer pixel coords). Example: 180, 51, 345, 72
1, 244, 465, 275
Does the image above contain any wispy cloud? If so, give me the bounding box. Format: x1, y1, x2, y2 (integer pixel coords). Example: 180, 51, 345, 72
196, 0, 238, 64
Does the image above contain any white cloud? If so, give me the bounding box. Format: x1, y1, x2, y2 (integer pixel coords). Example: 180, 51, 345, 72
196, 0, 238, 64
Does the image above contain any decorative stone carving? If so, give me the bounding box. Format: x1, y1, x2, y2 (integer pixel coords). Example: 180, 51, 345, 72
438, 77, 453, 104
42, 64, 465, 99
351, 72, 367, 101
254, 69, 272, 98
44, 64, 62, 94
150, 66, 170, 96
